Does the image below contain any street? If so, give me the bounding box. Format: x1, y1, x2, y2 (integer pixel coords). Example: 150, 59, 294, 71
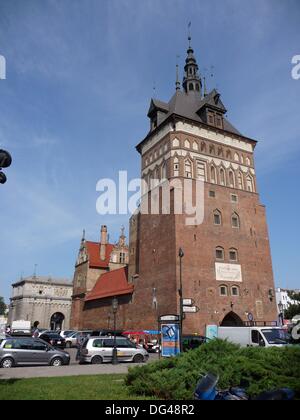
0, 349, 159, 380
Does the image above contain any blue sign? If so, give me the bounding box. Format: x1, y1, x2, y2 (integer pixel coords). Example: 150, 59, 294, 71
206, 325, 218, 340
161, 323, 180, 357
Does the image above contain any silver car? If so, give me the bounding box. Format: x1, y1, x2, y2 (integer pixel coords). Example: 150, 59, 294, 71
0, 337, 70, 368
80, 336, 149, 364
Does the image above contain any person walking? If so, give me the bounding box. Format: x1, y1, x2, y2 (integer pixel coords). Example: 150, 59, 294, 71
76, 332, 85, 361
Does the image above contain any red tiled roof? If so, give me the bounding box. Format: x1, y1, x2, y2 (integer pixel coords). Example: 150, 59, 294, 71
85, 267, 134, 302
85, 241, 114, 268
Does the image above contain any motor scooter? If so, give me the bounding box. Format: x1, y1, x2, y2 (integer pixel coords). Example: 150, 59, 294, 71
194, 373, 295, 401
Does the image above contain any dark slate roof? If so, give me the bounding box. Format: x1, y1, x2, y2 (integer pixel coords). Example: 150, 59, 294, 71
146, 89, 242, 136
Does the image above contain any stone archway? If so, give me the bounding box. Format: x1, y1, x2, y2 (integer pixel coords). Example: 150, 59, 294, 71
221, 311, 244, 327
50, 312, 65, 331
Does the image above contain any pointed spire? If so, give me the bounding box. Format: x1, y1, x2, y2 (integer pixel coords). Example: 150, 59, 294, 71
182, 25, 202, 97
81, 229, 86, 242
203, 76, 207, 97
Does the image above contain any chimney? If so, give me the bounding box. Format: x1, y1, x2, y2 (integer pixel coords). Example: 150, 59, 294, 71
100, 225, 108, 261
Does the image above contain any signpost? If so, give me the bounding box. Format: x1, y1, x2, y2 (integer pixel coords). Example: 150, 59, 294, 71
183, 298, 194, 306
183, 305, 200, 313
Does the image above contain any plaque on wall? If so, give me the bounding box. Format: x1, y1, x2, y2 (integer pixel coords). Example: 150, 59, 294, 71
215, 263, 242, 282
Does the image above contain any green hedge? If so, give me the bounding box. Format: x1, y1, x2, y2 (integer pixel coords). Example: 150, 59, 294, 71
125, 340, 300, 400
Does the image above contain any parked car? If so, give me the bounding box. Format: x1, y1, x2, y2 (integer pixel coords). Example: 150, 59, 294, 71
60, 330, 76, 339
39, 332, 66, 349
147, 340, 160, 353
0, 337, 70, 368
182, 335, 210, 352
91, 329, 124, 337
79, 336, 149, 364
65, 331, 92, 348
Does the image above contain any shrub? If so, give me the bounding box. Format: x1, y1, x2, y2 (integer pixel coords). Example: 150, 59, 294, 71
125, 340, 300, 400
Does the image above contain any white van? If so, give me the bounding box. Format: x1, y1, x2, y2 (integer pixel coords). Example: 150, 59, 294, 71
11, 320, 32, 336
218, 326, 289, 348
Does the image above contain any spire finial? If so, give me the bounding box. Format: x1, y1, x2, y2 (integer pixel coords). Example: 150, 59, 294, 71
121, 225, 125, 237
82, 229, 86, 242
203, 76, 207, 97
175, 55, 181, 91
33, 264, 38, 279
188, 21, 192, 48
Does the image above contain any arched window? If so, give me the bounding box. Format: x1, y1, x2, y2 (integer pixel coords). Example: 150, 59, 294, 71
210, 166, 216, 183
231, 286, 240, 297
220, 168, 226, 186
229, 170, 235, 188
229, 248, 238, 262
162, 162, 167, 180
173, 138, 180, 148
234, 153, 239, 162
185, 159, 193, 178
213, 210, 222, 226
197, 161, 206, 181
209, 145, 215, 155
218, 147, 224, 157
157, 167, 161, 181
246, 157, 251, 166
201, 141, 207, 152
193, 141, 198, 151
174, 157, 179, 177
189, 83, 194, 91
216, 246, 225, 260
231, 212, 240, 228
246, 175, 254, 192
237, 171, 244, 189
184, 139, 191, 149
226, 150, 232, 160
220, 285, 228, 296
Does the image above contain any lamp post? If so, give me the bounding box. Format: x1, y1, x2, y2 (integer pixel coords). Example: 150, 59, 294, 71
178, 248, 184, 352
278, 302, 284, 326
112, 297, 119, 365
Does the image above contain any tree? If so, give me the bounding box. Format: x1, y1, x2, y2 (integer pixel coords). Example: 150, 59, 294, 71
0, 297, 6, 316
288, 291, 300, 302
284, 304, 300, 321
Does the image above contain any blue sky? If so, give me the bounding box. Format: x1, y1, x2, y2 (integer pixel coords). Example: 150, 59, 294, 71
0, 0, 299, 302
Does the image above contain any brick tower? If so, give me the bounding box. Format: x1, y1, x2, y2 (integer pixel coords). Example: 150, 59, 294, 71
128, 36, 278, 335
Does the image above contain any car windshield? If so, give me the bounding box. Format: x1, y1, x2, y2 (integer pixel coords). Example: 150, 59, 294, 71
45, 334, 61, 339
262, 329, 289, 345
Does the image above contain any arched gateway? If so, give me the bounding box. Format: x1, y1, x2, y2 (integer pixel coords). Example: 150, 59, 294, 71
221, 312, 244, 327
50, 312, 65, 331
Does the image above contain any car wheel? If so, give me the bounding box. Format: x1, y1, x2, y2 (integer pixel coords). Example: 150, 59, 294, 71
91, 356, 103, 365
51, 357, 63, 367
1, 358, 14, 369
133, 354, 144, 363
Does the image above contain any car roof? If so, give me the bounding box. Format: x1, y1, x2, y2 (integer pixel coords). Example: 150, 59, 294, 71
89, 335, 127, 339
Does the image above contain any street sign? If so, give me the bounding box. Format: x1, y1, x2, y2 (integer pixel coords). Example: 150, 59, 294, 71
183, 306, 199, 313
183, 298, 194, 306
159, 314, 180, 322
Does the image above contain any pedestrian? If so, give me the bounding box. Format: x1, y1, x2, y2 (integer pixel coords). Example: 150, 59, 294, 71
5, 325, 11, 336
76, 332, 85, 361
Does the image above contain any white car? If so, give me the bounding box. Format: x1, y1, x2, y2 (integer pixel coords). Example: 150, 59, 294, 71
80, 336, 149, 364
60, 330, 76, 338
